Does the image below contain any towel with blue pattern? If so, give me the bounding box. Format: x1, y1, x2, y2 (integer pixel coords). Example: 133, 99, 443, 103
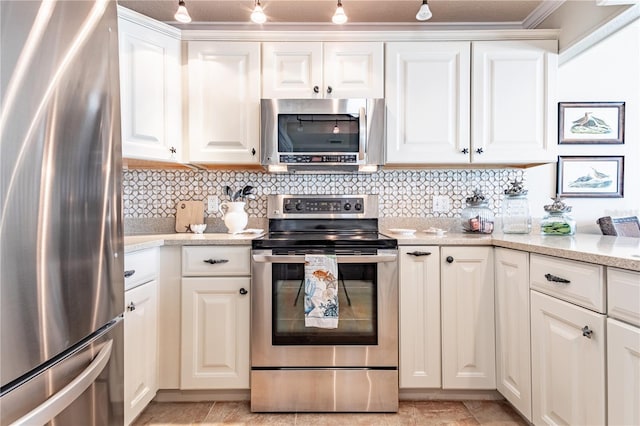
304, 254, 339, 329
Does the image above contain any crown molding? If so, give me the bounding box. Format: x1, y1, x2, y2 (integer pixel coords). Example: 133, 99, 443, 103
523, 0, 566, 29
117, 6, 181, 39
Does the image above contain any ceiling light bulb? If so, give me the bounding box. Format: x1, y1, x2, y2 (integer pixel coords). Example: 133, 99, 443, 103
174, 0, 192, 23
251, 1, 267, 24
332, 0, 347, 24
416, 0, 432, 21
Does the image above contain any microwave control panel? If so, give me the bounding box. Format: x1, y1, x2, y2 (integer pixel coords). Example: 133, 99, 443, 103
279, 154, 357, 163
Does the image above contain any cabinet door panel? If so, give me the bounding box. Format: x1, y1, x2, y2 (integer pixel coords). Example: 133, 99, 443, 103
441, 247, 495, 389
608, 318, 640, 426
531, 291, 605, 425
386, 42, 470, 164
324, 42, 383, 98
399, 247, 441, 388
188, 42, 260, 164
262, 42, 322, 99
181, 277, 250, 389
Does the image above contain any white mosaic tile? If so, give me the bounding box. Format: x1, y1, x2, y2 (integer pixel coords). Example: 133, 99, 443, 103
122, 169, 525, 219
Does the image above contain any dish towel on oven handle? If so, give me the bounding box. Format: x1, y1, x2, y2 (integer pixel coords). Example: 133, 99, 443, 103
304, 254, 339, 329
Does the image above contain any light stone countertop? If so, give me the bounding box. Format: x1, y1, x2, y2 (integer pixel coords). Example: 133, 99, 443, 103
125, 231, 640, 272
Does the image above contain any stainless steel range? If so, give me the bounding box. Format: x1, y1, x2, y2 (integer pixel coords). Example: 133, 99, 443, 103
251, 195, 398, 413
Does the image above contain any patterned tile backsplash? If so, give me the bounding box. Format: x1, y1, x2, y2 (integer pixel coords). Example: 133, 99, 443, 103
123, 168, 525, 219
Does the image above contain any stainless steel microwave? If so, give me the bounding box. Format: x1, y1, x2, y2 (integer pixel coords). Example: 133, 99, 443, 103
260, 98, 385, 173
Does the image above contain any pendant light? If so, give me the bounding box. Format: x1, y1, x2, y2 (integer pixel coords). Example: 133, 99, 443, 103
332, 0, 347, 24
333, 120, 340, 134
416, 0, 432, 21
174, 0, 192, 23
251, 0, 267, 24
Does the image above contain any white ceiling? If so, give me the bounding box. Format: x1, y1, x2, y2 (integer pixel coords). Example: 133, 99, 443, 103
118, 0, 554, 28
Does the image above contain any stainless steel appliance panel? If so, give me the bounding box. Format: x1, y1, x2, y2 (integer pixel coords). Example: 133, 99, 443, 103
251, 250, 398, 367
251, 369, 398, 412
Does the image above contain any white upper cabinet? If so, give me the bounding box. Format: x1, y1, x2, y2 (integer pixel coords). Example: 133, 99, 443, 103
118, 9, 182, 162
386, 42, 471, 164
262, 42, 383, 99
472, 40, 558, 164
187, 41, 260, 164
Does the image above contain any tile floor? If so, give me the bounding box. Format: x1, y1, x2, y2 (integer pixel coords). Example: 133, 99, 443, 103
133, 400, 528, 425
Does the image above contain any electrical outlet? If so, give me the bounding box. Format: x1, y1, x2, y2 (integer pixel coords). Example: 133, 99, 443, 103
433, 195, 450, 213
207, 195, 219, 214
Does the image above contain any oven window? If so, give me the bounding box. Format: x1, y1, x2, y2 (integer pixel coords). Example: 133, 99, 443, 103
272, 262, 378, 345
278, 114, 360, 153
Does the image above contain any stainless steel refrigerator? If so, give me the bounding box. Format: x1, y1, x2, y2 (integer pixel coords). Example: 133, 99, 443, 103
0, 0, 124, 424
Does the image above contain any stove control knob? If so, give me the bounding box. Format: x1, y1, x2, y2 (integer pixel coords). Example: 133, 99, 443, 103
344, 202, 352, 211
295, 202, 303, 211
354, 202, 362, 211
284, 203, 292, 212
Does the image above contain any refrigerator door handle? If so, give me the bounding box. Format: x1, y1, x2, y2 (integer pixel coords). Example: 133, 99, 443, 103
10, 340, 113, 426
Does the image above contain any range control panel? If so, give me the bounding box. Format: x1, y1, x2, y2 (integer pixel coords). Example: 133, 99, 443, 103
282, 197, 365, 214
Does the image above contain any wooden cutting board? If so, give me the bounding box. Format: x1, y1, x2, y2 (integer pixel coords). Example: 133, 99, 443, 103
175, 200, 205, 233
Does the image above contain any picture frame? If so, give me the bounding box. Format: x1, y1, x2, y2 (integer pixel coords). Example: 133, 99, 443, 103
557, 156, 624, 198
558, 102, 625, 144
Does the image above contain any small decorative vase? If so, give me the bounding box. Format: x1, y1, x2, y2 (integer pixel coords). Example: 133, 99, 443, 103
219, 201, 248, 234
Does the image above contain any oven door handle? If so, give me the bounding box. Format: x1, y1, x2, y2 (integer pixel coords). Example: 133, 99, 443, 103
252, 254, 397, 264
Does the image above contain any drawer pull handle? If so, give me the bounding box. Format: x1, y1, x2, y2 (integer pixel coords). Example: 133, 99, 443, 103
239, 288, 248, 295
203, 259, 229, 265
582, 326, 593, 339
124, 269, 136, 278
408, 251, 432, 257
127, 302, 136, 312
544, 273, 570, 284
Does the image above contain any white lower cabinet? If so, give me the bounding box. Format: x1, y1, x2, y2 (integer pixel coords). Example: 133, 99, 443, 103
494, 248, 531, 421
399, 246, 441, 388
180, 246, 251, 389
607, 318, 640, 426
530, 290, 606, 425
441, 246, 495, 389
124, 279, 158, 425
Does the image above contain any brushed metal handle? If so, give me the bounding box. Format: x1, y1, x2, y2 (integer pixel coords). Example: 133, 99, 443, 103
446, 256, 454, 263
476, 148, 484, 154
326, 86, 333, 94
545, 273, 570, 284
124, 269, 136, 278
408, 251, 432, 257
239, 288, 248, 295
582, 326, 593, 339
313, 85, 319, 93
204, 259, 229, 265
127, 302, 136, 312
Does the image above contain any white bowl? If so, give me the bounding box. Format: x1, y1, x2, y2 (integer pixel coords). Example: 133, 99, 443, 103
191, 224, 206, 234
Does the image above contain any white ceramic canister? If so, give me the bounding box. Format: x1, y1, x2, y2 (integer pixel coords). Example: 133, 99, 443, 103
219, 201, 248, 233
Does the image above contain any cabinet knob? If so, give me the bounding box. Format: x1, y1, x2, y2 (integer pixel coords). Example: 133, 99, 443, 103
461, 148, 469, 154
408, 251, 432, 257
127, 302, 136, 312
239, 288, 248, 295
326, 86, 333, 94
124, 269, 136, 278
476, 148, 484, 154
446, 256, 454, 263
582, 326, 593, 339
203, 259, 229, 265
251, 148, 256, 156
313, 86, 320, 94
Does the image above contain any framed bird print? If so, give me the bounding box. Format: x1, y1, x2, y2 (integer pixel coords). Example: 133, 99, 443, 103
558, 102, 625, 144
557, 156, 624, 198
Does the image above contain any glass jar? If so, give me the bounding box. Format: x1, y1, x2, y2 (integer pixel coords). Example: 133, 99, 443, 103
461, 200, 495, 234
540, 211, 576, 236
501, 194, 531, 234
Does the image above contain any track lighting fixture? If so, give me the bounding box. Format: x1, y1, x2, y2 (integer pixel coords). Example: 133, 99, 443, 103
174, 0, 192, 23
251, 0, 267, 24
416, 0, 432, 21
332, 0, 347, 24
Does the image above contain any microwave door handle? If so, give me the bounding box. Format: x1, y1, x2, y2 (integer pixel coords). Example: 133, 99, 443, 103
252, 254, 397, 264
358, 106, 366, 161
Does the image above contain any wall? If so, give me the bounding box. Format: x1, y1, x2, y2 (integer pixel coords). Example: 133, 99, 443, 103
527, 18, 640, 234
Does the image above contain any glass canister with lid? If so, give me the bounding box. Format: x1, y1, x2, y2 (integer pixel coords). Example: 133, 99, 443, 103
540, 195, 576, 236
461, 188, 495, 234
501, 180, 531, 234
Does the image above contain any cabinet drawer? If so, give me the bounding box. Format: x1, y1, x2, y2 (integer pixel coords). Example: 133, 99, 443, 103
530, 254, 604, 313
182, 246, 250, 276
124, 247, 159, 291
608, 268, 640, 327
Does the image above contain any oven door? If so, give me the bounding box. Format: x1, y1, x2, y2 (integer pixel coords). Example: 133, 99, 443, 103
251, 249, 398, 368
